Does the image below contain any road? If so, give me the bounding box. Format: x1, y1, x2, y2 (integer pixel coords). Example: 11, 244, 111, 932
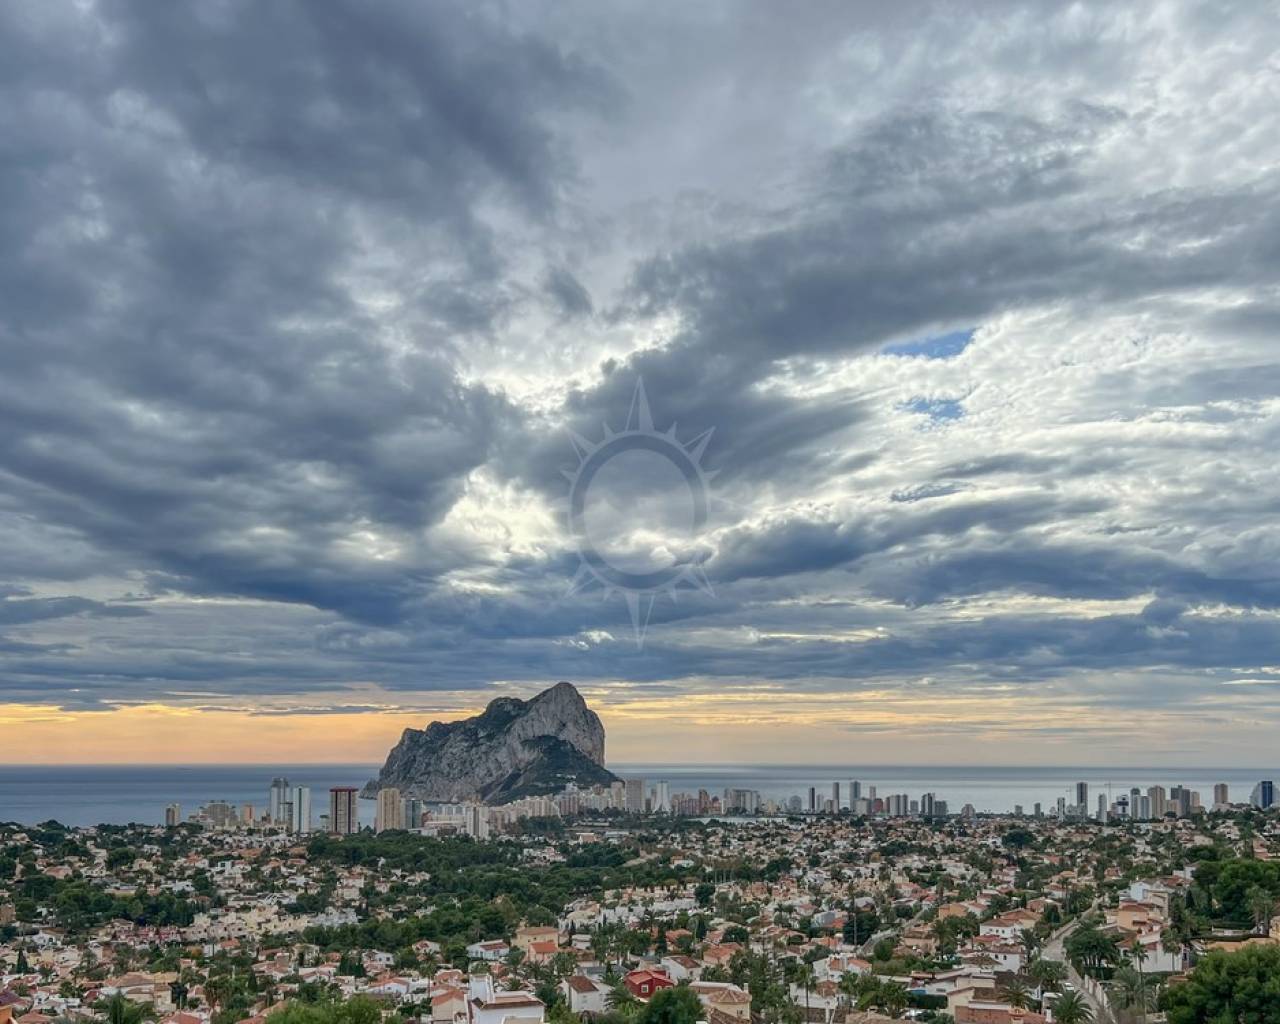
1042, 914, 1112, 1023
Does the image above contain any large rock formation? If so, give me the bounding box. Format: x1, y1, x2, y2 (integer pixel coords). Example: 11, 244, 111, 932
364, 681, 617, 803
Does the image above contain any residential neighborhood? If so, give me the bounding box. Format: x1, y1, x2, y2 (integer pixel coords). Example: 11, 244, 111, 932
3, 805, 1280, 1024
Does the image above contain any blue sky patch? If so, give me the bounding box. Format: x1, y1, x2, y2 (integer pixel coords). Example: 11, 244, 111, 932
882, 329, 975, 359
904, 396, 964, 421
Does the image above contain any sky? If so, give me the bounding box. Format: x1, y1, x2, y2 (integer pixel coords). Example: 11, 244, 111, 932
4, 1, 1280, 767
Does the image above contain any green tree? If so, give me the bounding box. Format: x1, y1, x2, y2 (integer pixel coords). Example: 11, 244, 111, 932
636, 986, 703, 1024
1247, 885, 1275, 933
1050, 991, 1094, 1024
1161, 945, 1280, 1024
1203, 859, 1280, 927
836, 973, 859, 1010
879, 982, 908, 1019
606, 984, 637, 1012
106, 847, 134, 871
103, 995, 146, 1024
1065, 923, 1120, 979
1001, 978, 1031, 1010
1028, 957, 1066, 993
1127, 939, 1149, 1023
337, 952, 366, 978
1109, 966, 1153, 1022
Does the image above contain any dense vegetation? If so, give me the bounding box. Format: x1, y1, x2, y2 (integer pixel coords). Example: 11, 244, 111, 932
1161, 945, 1280, 1024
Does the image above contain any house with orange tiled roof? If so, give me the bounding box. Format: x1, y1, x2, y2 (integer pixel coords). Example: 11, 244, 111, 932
514, 926, 559, 954
955, 1004, 1046, 1024
689, 982, 751, 1021
700, 943, 742, 967
525, 941, 560, 966
900, 924, 938, 955
978, 909, 1038, 940
158, 1012, 207, 1024
429, 986, 466, 1024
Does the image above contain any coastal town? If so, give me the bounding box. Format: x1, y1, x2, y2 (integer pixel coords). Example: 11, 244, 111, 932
3, 801, 1279, 1024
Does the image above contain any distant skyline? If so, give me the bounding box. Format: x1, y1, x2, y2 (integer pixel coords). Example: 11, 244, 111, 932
5, 3, 1280, 765
2, 761, 1271, 827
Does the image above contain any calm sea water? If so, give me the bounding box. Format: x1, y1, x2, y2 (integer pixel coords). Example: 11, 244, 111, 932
0, 763, 1275, 827
0, 764, 382, 829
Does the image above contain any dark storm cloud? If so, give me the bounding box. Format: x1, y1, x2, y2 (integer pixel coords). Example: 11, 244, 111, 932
544, 267, 595, 319
0, 0, 609, 630
0, 597, 148, 625
503, 348, 874, 506
710, 493, 1108, 584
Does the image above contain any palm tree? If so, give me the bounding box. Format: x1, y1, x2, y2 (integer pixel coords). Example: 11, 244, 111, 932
1129, 939, 1149, 1022
591, 929, 612, 969
1029, 957, 1067, 994
1001, 978, 1032, 1010
836, 972, 859, 1011
201, 975, 235, 1016
879, 982, 908, 1019
1109, 966, 1148, 1022
1247, 886, 1275, 934
552, 952, 577, 980
794, 963, 815, 1021
855, 977, 882, 1012
104, 995, 145, 1024
606, 983, 637, 1012
1066, 924, 1119, 979
1051, 991, 1094, 1024
932, 918, 953, 955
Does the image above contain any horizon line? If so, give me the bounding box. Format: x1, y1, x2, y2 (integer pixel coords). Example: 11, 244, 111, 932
1, 761, 1276, 772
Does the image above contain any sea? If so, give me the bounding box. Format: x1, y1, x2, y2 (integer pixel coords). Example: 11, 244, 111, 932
0, 763, 1275, 828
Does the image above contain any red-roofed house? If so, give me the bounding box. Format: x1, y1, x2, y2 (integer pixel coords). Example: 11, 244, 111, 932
623, 970, 674, 1000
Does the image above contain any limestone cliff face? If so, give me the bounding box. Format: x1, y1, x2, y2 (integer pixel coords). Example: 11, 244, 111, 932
363, 681, 617, 803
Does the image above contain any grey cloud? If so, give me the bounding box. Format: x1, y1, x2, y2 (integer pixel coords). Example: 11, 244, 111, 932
711, 493, 1107, 584
0, 597, 148, 625
2, 0, 1280, 731
545, 267, 595, 318
0, 0, 609, 627
623, 111, 1280, 371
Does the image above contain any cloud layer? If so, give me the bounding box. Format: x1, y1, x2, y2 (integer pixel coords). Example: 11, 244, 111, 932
3, 0, 1280, 763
